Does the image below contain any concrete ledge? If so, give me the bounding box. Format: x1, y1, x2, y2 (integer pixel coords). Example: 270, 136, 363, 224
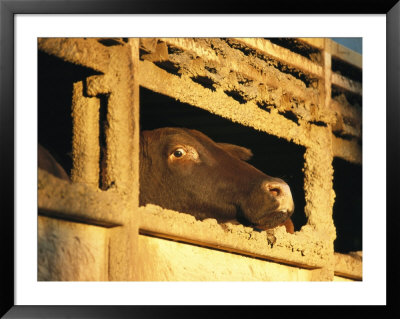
139, 204, 333, 269
38, 169, 128, 227
334, 252, 362, 280
332, 135, 362, 164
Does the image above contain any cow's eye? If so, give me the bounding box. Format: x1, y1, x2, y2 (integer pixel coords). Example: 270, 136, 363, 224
173, 148, 186, 158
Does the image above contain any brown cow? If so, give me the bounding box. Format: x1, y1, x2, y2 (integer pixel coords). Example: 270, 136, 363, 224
140, 127, 294, 233
38, 127, 295, 233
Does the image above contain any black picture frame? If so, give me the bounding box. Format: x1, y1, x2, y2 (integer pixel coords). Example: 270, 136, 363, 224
1, 0, 398, 317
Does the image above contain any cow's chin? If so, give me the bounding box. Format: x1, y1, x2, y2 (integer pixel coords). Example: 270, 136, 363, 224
252, 210, 292, 230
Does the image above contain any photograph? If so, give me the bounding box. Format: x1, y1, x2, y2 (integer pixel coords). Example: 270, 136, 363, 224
1, 2, 398, 317
37, 37, 363, 282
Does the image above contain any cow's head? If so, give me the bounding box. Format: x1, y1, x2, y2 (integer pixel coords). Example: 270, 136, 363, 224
139, 127, 294, 230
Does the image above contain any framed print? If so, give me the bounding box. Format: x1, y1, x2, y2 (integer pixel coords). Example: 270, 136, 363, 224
1, 0, 399, 317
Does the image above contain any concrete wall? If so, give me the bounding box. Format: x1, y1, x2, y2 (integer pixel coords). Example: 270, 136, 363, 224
37, 38, 362, 281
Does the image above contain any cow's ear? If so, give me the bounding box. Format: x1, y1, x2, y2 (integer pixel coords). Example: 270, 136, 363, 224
217, 143, 253, 161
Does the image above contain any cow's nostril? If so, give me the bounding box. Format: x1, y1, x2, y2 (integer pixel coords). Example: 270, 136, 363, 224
261, 180, 294, 217
263, 180, 289, 198
267, 186, 282, 197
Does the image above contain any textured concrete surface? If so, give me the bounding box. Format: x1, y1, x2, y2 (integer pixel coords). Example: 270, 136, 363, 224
37, 38, 362, 281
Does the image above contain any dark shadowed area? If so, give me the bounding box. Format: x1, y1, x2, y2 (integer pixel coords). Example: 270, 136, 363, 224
332, 158, 362, 253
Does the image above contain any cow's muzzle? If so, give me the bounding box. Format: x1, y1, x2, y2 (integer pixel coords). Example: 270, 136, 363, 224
251, 178, 295, 229
262, 179, 294, 215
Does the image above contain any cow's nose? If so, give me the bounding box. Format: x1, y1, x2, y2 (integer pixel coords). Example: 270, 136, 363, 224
263, 180, 289, 198
262, 179, 294, 213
